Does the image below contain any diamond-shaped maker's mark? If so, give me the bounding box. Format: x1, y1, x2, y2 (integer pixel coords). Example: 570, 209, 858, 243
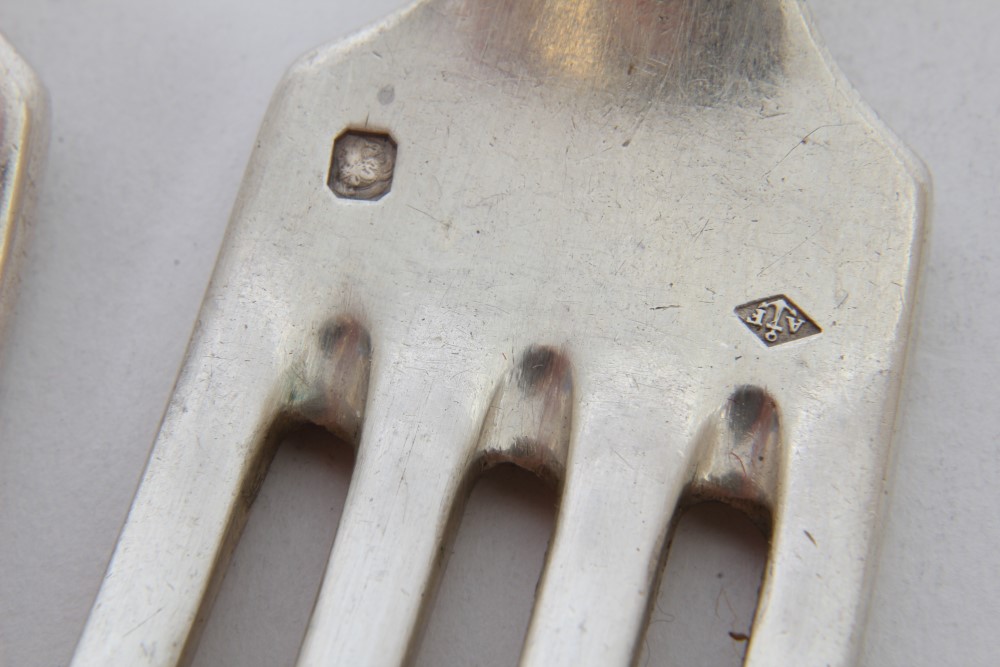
328, 130, 397, 200
735, 294, 821, 347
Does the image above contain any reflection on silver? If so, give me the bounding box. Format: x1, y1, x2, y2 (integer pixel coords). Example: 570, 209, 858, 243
456, 0, 785, 102
71, 1, 928, 666
0, 34, 47, 351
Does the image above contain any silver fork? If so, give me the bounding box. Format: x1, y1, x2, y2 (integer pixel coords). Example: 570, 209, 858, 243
0, 33, 47, 354
70, 1, 928, 665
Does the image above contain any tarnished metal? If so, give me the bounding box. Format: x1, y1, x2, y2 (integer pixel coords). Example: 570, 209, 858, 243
71, 1, 928, 665
0, 34, 46, 349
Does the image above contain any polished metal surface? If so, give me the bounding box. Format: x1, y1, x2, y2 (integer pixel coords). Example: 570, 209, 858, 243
0, 33, 46, 350
71, 1, 927, 665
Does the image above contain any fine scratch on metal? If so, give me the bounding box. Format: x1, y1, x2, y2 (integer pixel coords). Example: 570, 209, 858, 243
70, 1, 927, 666
0, 33, 47, 354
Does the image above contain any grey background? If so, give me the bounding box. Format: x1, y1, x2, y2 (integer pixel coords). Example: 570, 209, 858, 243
0, 0, 997, 665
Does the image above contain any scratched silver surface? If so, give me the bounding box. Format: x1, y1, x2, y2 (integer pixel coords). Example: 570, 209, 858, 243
70, 1, 927, 665
0, 34, 46, 353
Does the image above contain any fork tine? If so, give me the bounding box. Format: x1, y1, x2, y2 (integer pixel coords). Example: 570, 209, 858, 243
69, 328, 288, 666
66, 287, 309, 666
742, 392, 905, 667
297, 343, 576, 666
520, 405, 688, 667
70, 300, 373, 666
294, 361, 472, 666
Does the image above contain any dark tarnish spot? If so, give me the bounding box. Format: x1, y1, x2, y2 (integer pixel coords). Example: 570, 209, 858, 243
377, 84, 395, 105
318, 320, 347, 355
318, 320, 349, 355
726, 386, 771, 436
319, 318, 371, 359
517, 346, 558, 391
293, 317, 373, 442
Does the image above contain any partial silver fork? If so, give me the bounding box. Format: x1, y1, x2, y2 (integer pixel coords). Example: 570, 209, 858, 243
71, 1, 928, 665
0, 34, 46, 350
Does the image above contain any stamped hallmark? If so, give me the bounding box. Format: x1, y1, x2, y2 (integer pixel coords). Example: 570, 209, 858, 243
328, 129, 397, 201
735, 294, 821, 347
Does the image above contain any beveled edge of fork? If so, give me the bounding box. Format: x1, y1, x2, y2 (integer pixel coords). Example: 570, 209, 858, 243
794, 3, 934, 660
